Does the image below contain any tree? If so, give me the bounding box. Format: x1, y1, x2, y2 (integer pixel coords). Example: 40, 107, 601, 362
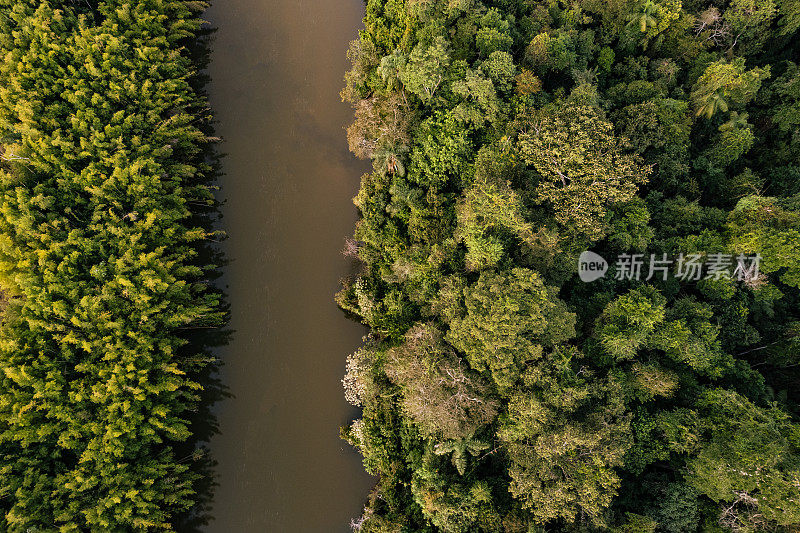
385, 323, 499, 441
347, 93, 415, 159
514, 69, 542, 95
517, 104, 651, 242
0, 1, 223, 529
647, 298, 732, 378
476, 9, 514, 56
597, 286, 667, 361
770, 62, 800, 134
778, 0, 800, 35
341, 0, 800, 530
399, 36, 451, 102
627, 0, 659, 33
499, 347, 632, 525
612, 513, 657, 533
691, 59, 770, 119
689, 389, 800, 529
433, 432, 490, 476
725, 0, 778, 52
705, 111, 755, 166
411, 464, 503, 533
729, 195, 800, 287
455, 175, 553, 270
524, 31, 577, 74
446, 268, 576, 391
451, 69, 503, 126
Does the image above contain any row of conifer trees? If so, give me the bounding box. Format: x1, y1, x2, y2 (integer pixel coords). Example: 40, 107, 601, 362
0, 1, 222, 530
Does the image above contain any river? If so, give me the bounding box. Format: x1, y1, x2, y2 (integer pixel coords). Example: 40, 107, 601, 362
204, 1, 374, 530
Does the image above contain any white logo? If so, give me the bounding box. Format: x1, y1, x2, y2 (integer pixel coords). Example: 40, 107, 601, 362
579, 251, 608, 282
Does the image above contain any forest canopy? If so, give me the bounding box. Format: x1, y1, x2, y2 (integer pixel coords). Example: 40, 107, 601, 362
0, 1, 221, 530
339, 0, 800, 531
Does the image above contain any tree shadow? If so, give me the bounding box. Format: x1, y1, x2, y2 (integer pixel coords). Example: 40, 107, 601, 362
171, 16, 234, 533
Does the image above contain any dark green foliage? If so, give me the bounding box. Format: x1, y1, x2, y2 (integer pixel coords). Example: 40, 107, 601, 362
340, 0, 800, 531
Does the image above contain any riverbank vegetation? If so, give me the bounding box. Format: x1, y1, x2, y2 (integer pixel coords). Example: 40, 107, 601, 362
340, 0, 800, 531
0, 1, 222, 530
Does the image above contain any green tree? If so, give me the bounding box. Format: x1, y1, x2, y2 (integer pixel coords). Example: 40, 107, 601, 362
706, 111, 755, 166
0, 1, 223, 529
729, 195, 800, 287
446, 268, 576, 391
518, 104, 651, 241
433, 432, 490, 476
399, 36, 451, 102
499, 348, 632, 525
689, 389, 800, 529
691, 59, 770, 119
597, 286, 666, 361
627, 0, 660, 33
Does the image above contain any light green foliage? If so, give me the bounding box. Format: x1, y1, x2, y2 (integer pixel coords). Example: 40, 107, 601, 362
480, 51, 516, 94
524, 30, 577, 74
729, 195, 800, 287
706, 111, 755, 166
446, 268, 575, 391
725, 0, 778, 51
451, 69, 503, 126
499, 348, 631, 525
691, 59, 770, 118
689, 389, 800, 528
378, 49, 407, 92
626, 0, 681, 39
409, 113, 473, 188
433, 433, 490, 475
518, 104, 650, 241
597, 286, 667, 361
648, 298, 731, 378
598, 289, 729, 376
412, 468, 502, 532
629, 362, 679, 401
399, 36, 451, 102
456, 176, 540, 270
608, 199, 655, 251
476, 9, 514, 56
0, 1, 222, 529
612, 513, 658, 532
627, 0, 660, 33
778, 0, 800, 34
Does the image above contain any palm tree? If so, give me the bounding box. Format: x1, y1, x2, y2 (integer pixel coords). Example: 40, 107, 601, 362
373, 145, 408, 177
627, 0, 659, 33
696, 91, 729, 119
434, 433, 490, 475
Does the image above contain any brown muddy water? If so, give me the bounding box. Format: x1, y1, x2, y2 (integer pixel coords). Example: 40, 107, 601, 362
204, 1, 374, 531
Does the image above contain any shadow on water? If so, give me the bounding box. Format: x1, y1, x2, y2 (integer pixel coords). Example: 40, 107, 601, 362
170, 20, 233, 533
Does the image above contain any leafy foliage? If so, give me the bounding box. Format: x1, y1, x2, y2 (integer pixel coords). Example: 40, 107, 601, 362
0, 1, 222, 530
340, 0, 800, 531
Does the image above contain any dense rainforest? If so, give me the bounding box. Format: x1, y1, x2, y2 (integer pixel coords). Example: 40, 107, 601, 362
0, 1, 222, 530
339, 0, 800, 531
